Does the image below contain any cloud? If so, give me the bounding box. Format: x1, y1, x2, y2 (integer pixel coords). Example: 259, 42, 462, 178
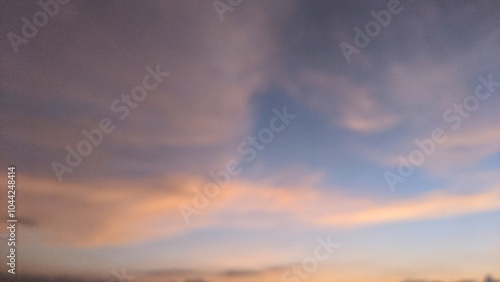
421, 123, 500, 178
16, 175, 197, 247
0, 0, 295, 183
207, 178, 500, 229
316, 188, 500, 227
16, 166, 499, 249
295, 70, 398, 133
386, 61, 467, 116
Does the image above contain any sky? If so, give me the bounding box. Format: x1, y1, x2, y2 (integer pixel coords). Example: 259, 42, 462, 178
0, 0, 499, 281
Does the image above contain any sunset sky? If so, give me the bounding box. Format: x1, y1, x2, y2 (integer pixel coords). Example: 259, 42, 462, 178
0, 0, 499, 281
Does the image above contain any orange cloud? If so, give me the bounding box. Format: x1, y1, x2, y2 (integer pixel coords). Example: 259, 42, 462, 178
14, 170, 500, 249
